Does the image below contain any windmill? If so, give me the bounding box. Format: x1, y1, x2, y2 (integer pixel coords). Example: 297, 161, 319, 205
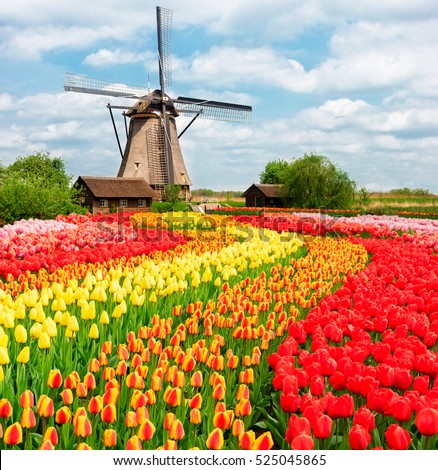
64, 6, 252, 200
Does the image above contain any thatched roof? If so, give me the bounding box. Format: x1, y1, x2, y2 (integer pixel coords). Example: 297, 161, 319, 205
76, 177, 155, 198
241, 184, 283, 198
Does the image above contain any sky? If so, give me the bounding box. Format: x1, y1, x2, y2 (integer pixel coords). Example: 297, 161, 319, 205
0, 0, 437, 193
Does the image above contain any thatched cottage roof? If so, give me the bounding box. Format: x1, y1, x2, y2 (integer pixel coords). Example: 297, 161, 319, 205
76, 177, 155, 198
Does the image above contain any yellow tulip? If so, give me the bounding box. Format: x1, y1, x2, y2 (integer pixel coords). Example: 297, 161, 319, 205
0, 346, 10, 364
38, 332, 51, 349
30, 323, 42, 339
17, 346, 30, 364
88, 323, 99, 339
14, 324, 28, 343
100, 311, 110, 325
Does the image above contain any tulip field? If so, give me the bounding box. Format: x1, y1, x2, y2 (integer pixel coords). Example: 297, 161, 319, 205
0, 210, 438, 450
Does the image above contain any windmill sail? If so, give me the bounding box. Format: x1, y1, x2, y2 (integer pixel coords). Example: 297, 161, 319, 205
64, 5, 252, 201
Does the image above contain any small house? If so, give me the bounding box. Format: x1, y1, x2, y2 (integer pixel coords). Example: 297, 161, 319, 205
75, 176, 155, 215
241, 184, 284, 208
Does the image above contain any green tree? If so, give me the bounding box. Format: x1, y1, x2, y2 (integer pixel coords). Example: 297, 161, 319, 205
282, 154, 357, 209
0, 152, 85, 223
259, 159, 290, 184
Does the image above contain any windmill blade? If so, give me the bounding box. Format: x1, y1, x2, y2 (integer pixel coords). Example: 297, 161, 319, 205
64, 72, 148, 99
156, 6, 173, 91
174, 96, 252, 123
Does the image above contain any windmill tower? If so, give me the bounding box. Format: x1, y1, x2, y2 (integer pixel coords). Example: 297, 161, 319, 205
64, 6, 252, 200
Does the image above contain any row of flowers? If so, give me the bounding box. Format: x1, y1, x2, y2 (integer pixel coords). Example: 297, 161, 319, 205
0, 229, 368, 449
270, 235, 438, 450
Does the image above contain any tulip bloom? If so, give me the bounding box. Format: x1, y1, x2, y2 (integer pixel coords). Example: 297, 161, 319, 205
168, 419, 185, 440
20, 408, 36, 429
235, 398, 252, 417
213, 410, 234, 430
206, 428, 224, 450
101, 404, 117, 423
164, 413, 177, 431
14, 324, 28, 343
188, 393, 202, 410
103, 429, 117, 447
126, 436, 143, 450
137, 418, 155, 441
40, 439, 55, 450
415, 407, 438, 436
291, 434, 314, 450
163, 386, 182, 407
3, 423, 23, 446
190, 409, 202, 425
19, 390, 34, 409
43, 426, 58, 446
126, 411, 138, 428
47, 369, 63, 389
190, 370, 203, 387
74, 415, 92, 438
232, 419, 245, 437
252, 432, 274, 450
385, 424, 411, 450
349, 424, 371, 450
16, 346, 30, 364
60, 388, 74, 406
239, 430, 256, 450
37, 395, 54, 418
312, 414, 333, 440
55, 406, 72, 425
0, 398, 13, 418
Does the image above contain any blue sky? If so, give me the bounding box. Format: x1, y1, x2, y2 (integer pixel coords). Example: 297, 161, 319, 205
1, 0, 437, 192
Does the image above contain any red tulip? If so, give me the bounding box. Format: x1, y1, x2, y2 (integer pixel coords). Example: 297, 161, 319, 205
37, 395, 54, 418
252, 432, 274, 450
291, 434, 314, 450
312, 414, 333, 439
353, 406, 375, 432
55, 406, 72, 425
126, 435, 143, 450
0, 398, 13, 418
74, 415, 92, 438
385, 424, 411, 450
415, 407, 438, 436
101, 404, 117, 423
391, 397, 412, 422
349, 424, 371, 450
20, 408, 36, 428
137, 418, 155, 441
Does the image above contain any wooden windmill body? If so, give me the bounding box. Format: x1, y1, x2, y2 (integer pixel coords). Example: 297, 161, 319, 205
64, 6, 251, 201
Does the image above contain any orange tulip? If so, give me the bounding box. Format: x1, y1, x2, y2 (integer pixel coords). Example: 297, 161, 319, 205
213, 410, 234, 430
164, 439, 178, 450
126, 436, 143, 450
190, 371, 203, 387
101, 404, 117, 423
55, 406, 72, 425
236, 384, 250, 401
188, 393, 203, 410
163, 386, 181, 407
77, 442, 92, 450
37, 395, 54, 418
64, 372, 79, 389
76, 382, 88, 398
232, 419, 245, 436
74, 415, 92, 438
130, 390, 147, 409
239, 430, 256, 450
4, 422, 23, 446
83, 372, 96, 390
60, 388, 74, 405
168, 419, 185, 440
126, 411, 138, 428
43, 426, 58, 445
0, 398, 13, 418
252, 432, 274, 450
235, 398, 252, 417
212, 383, 226, 401
20, 408, 36, 429
89, 358, 100, 372
206, 428, 224, 450
135, 406, 150, 424
190, 409, 202, 425
103, 429, 117, 447
47, 369, 63, 389
164, 413, 176, 431
40, 439, 55, 450
137, 418, 155, 441
19, 390, 34, 409
88, 395, 103, 414
103, 387, 119, 405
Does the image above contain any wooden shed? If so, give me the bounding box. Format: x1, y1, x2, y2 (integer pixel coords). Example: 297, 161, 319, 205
75, 176, 155, 215
242, 184, 284, 208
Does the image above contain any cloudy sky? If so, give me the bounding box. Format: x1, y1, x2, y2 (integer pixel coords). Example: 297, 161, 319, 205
1, 0, 437, 192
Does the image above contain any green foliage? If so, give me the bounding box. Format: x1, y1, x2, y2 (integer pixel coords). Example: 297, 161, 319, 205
0, 152, 85, 223
163, 184, 183, 206
388, 187, 433, 196
282, 154, 357, 209
191, 188, 215, 197
357, 186, 371, 206
152, 201, 190, 213
259, 159, 290, 184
